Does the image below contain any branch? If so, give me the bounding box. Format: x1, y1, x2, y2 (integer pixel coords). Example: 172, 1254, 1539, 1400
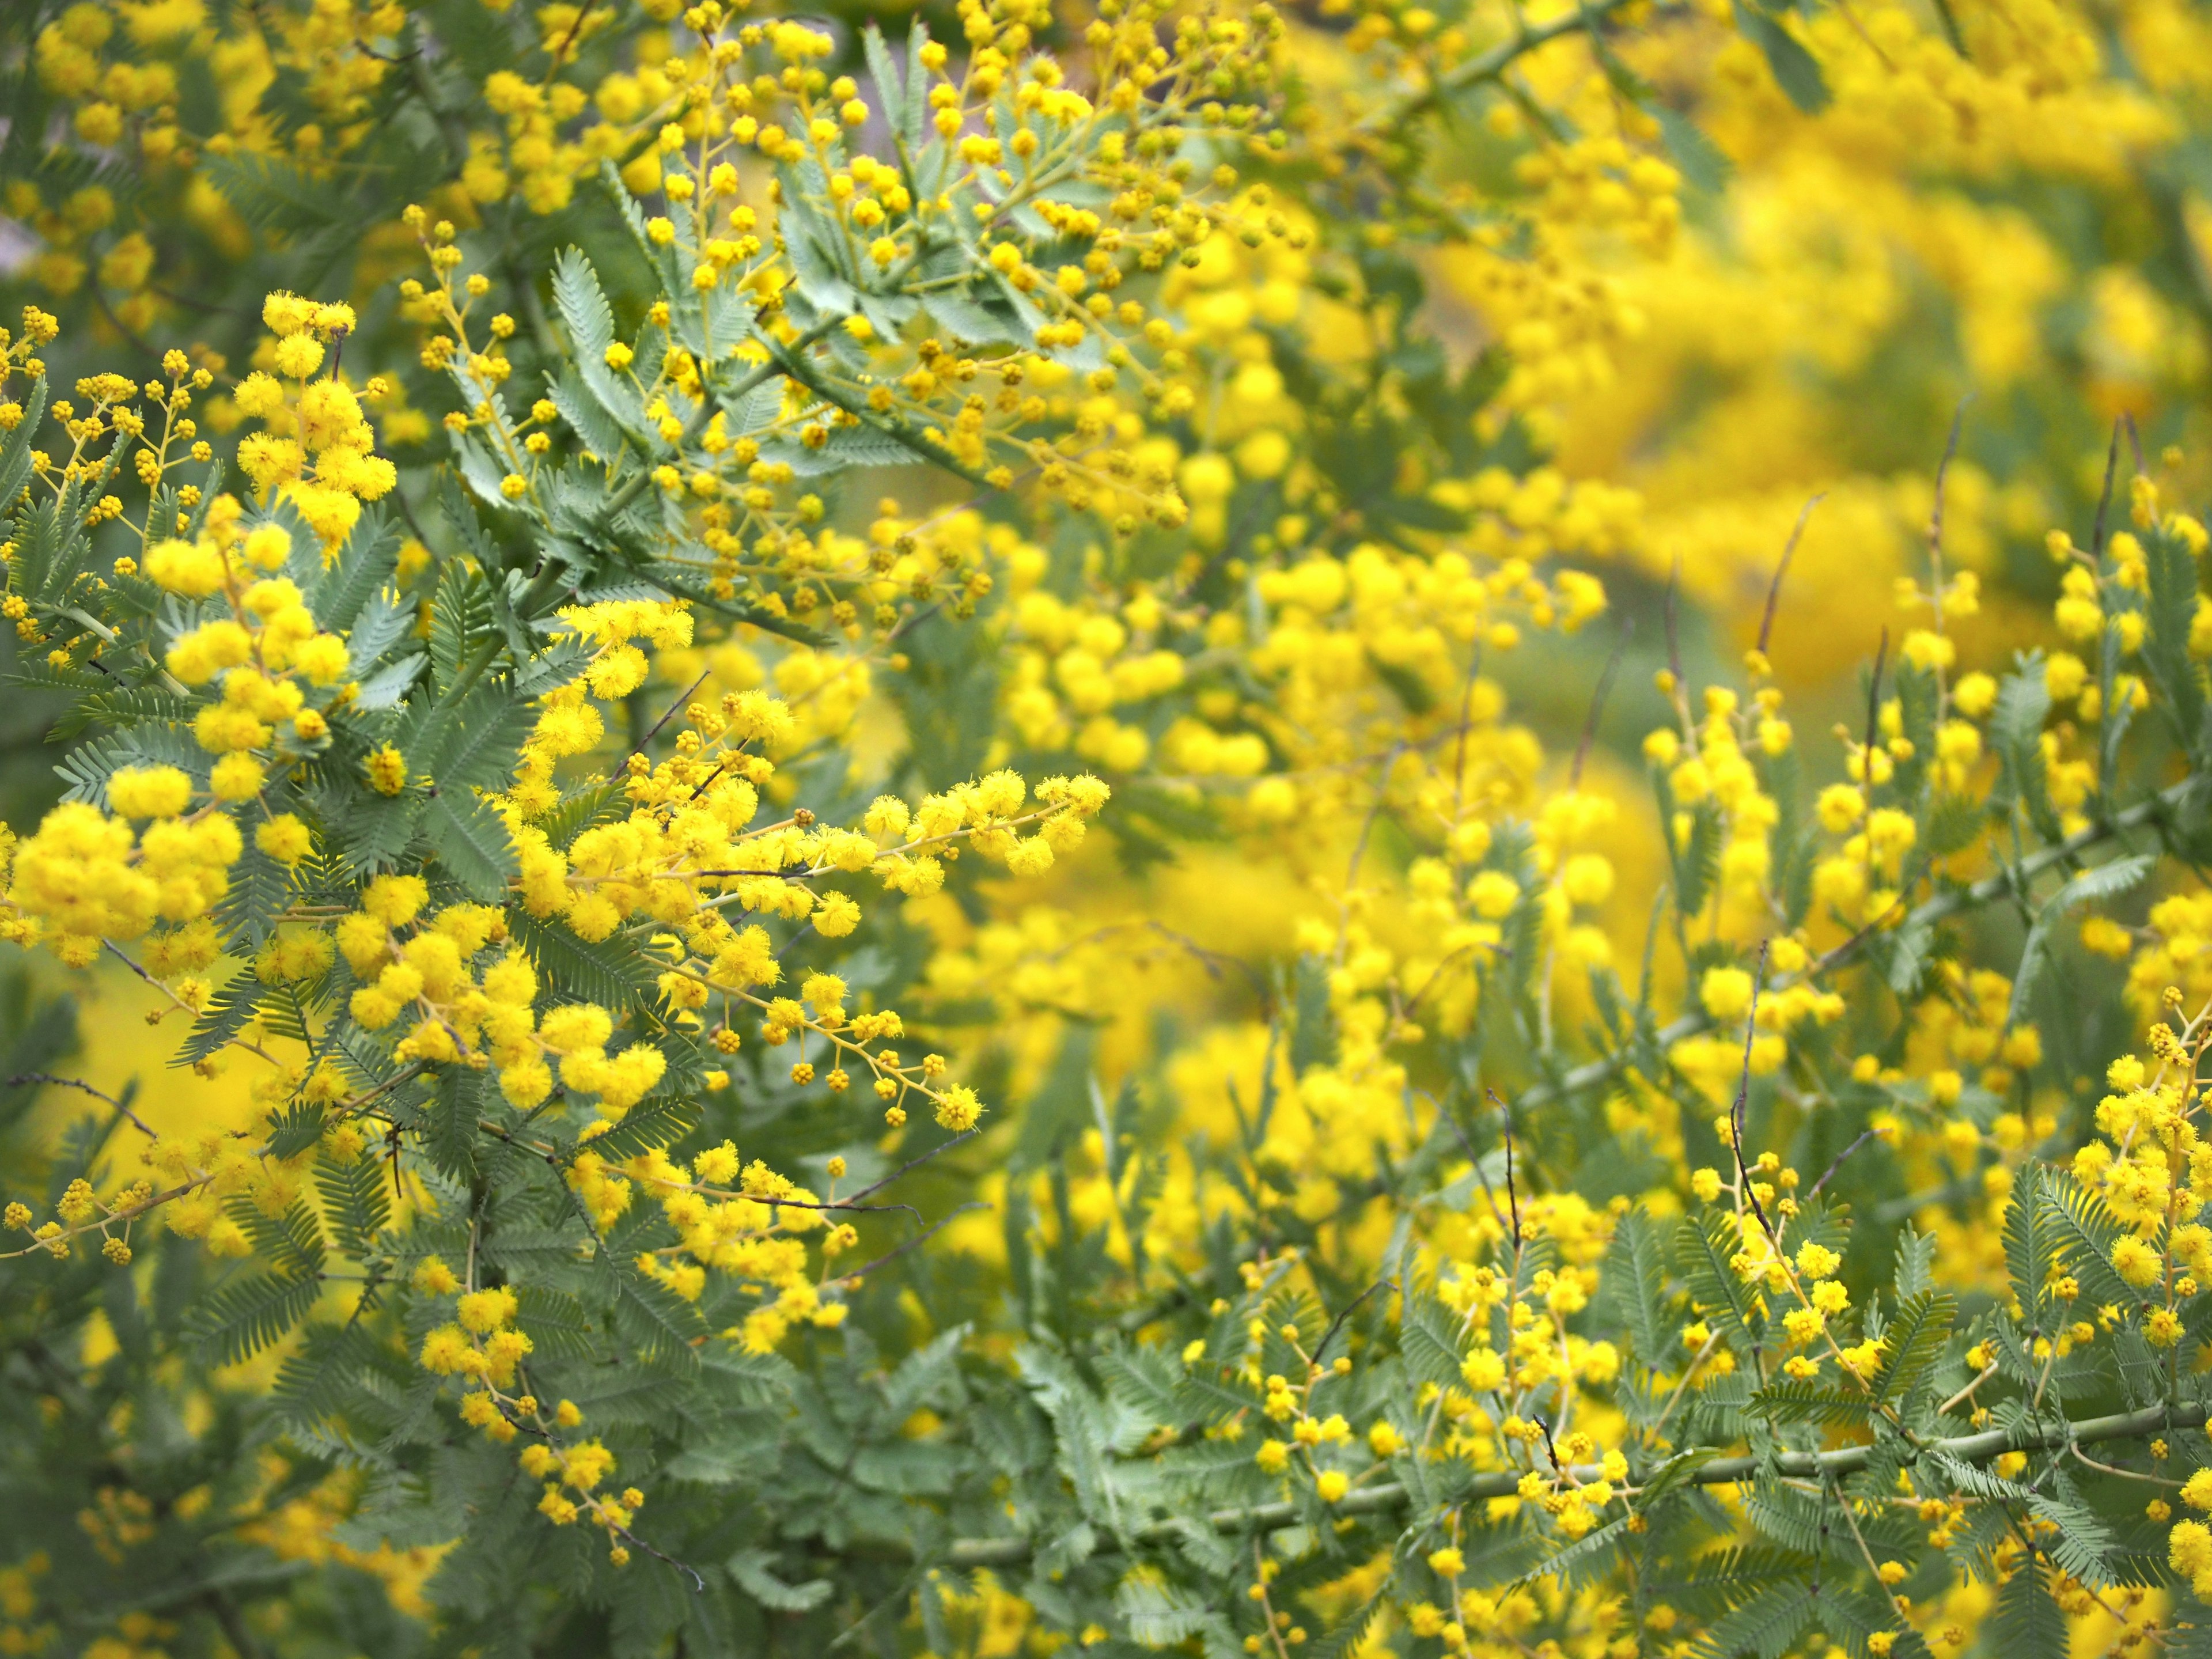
7, 1073, 156, 1138
1359, 0, 1646, 131
935, 1397, 2212, 1568
837, 1201, 987, 1284
1490, 774, 2196, 1124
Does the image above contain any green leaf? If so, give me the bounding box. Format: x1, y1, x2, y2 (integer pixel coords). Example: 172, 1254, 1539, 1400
517, 1285, 601, 1360
225, 1195, 327, 1275
343, 588, 415, 678
1991, 656, 2058, 832
1291, 953, 1338, 1074
1750, 1378, 1877, 1425
351, 652, 425, 711
54, 723, 209, 808
4, 494, 64, 605
316, 1150, 391, 1258
424, 789, 518, 901
1732, 0, 1830, 112
271, 1321, 379, 1428
1895, 1223, 1936, 1301
2142, 525, 2208, 752
1020, 1343, 1139, 1543
861, 24, 908, 139
177, 967, 265, 1066
726, 1549, 832, 1612
611, 1271, 706, 1365
1605, 1207, 1672, 1365
554, 246, 648, 442
402, 680, 536, 797
202, 148, 349, 233
218, 843, 298, 948
1675, 800, 1722, 920
309, 506, 402, 631
552, 245, 616, 364
1400, 1281, 1467, 1390
2009, 853, 2152, 1024
662, 1408, 785, 1484
1699, 1581, 1817, 1659
533, 779, 627, 851
2003, 1161, 2056, 1323
0, 374, 50, 510
1306, 1592, 1388, 1659
1871, 1289, 1955, 1404
1654, 107, 1732, 195
190, 1268, 323, 1365
2038, 1170, 2145, 1310
510, 910, 656, 1013
1676, 1210, 1759, 1343
1929, 1452, 2119, 1588
781, 200, 858, 317
263, 1100, 326, 1160
550, 365, 630, 466
428, 556, 498, 692
425, 1067, 482, 1181
1654, 1544, 1805, 1612
332, 789, 421, 876
1989, 1556, 2068, 1654
581, 1093, 702, 1161
1516, 1514, 1630, 1592
902, 21, 934, 158
1114, 1576, 1217, 1647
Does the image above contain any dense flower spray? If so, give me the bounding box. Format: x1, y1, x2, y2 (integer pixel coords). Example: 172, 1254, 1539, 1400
2, 0, 2212, 1652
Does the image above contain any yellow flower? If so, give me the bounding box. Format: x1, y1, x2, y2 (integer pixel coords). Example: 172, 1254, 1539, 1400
363, 745, 407, 796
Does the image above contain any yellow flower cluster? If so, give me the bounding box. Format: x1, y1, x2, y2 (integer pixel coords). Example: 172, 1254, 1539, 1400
230, 297, 397, 546
15, 0, 2212, 1644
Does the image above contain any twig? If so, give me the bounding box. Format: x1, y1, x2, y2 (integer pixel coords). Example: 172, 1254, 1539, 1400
1730, 941, 1772, 1238
614, 668, 711, 781
1937, 1361, 1999, 1416
543, 0, 601, 72
1759, 494, 1825, 654
1646, 1327, 1724, 1446
838, 1202, 987, 1284
1569, 617, 1634, 787
87, 284, 164, 369
1805, 1128, 1876, 1203
1830, 1469, 1916, 1638
1484, 1088, 1520, 1240
1433, 1092, 1513, 1237
1361, 0, 1645, 128
1449, 642, 1487, 832
838, 1128, 981, 1206
2089, 420, 2122, 564
1531, 1411, 1562, 1471
935, 1399, 2212, 1569
608, 1520, 706, 1592
753, 1195, 923, 1225
103, 941, 278, 1065
1928, 398, 1969, 567
7, 1073, 156, 1138
2070, 1441, 2174, 1485
1662, 553, 1684, 698
1861, 627, 1889, 791
1124, 921, 1273, 1009
1313, 1279, 1388, 1366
